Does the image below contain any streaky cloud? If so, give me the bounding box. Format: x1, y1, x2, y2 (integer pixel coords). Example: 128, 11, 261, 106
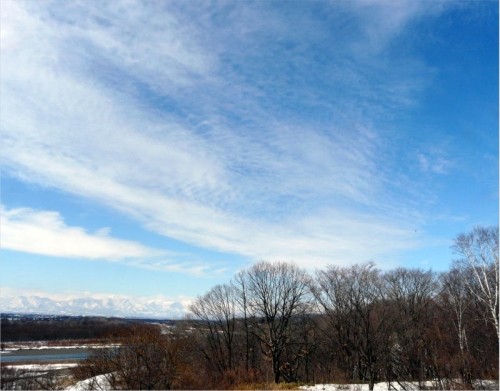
0, 0, 460, 271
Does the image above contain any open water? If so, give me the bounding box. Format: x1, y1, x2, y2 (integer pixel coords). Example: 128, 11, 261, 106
0, 348, 89, 363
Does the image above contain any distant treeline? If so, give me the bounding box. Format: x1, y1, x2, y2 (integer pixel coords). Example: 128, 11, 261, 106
0, 315, 174, 342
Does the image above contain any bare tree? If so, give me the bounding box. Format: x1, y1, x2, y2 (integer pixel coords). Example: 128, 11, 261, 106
440, 267, 475, 386
242, 261, 312, 383
232, 270, 252, 374
189, 283, 237, 378
441, 268, 471, 355
312, 263, 387, 390
384, 268, 438, 387
453, 226, 499, 339
74, 325, 181, 390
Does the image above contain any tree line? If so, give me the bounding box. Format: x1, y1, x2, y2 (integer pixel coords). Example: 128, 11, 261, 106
69, 226, 499, 390
0, 316, 144, 342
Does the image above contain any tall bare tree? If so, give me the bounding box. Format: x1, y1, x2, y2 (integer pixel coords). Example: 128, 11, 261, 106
189, 283, 237, 377
440, 267, 475, 386
242, 261, 312, 383
384, 268, 438, 387
232, 270, 252, 374
441, 268, 471, 355
312, 263, 387, 390
453, 226, 499, 338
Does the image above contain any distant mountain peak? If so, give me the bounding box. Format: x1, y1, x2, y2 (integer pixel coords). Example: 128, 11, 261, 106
0, 294, 188, 319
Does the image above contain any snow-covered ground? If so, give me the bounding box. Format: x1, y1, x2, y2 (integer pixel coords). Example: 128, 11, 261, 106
66, 374, 112, 391
301, 382, 434, 391
2, 363, 80, 389
65, 377, 500, 391
3, 363, 79, 370
300, 380, 499, 391
1, 342, 120, 351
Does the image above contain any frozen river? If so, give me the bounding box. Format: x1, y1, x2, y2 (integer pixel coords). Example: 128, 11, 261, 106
0, 348, 89, 363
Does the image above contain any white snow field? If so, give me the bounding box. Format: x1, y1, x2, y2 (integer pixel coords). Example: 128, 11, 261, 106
1, 342, 120, 351
4, 363, 79, 370
300, 379, 499, 391
64, 377, 499, 390
66, 374, 112, 391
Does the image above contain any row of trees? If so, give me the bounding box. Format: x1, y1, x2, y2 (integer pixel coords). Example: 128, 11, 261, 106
65, 226, 498, 390
188, 226, 498, 389
0, 316, 139, 342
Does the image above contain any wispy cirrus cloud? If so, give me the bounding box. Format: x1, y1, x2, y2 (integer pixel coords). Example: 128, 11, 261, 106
417, 148, 454, 175
0, 0, 455, 271
346, 0, 448, 53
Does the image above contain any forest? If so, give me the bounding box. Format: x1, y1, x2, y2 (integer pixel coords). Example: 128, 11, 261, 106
69, 226, 499, 390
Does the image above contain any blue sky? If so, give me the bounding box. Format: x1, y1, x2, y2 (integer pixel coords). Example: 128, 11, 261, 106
1, 0, 498, 318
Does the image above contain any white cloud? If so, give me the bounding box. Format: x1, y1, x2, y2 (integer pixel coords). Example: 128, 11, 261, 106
1, 206, 163, 260
0, 206, 217, 276
0, 1, 444, 271
346, 0, 449, 53
417, 149, 453, 175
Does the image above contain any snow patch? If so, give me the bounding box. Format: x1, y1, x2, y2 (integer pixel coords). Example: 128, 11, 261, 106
4, 363, 79, 370
66, 374, 112, 391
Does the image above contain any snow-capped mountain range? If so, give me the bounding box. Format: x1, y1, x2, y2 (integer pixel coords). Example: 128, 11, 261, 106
0, 294, 190, 319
